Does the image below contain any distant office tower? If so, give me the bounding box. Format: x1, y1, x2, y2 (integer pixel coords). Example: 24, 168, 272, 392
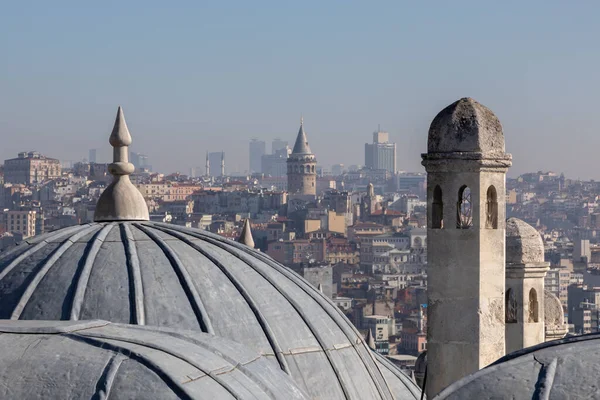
249, 139, 266, 173
130, 152, 151, 171
331, 164, 344, 176
130, 152, 139, 169
262, 146, 291, 177
287, 117, 317, 196
88, 149, 97, 163
4, 152, 61, 184
272, 138, 288, 153
365, 128, 396, 174
208, 152, 225, 177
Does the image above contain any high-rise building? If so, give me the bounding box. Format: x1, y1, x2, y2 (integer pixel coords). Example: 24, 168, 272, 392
287, 117, 317, 197
4, 152, 61, 184
249, 139, 266, 173
365, 128, 396, 174
208, 151, 225, 177
331, 164, 344, 176
272, 138, 288, 153
88, 148, 97, 163
261, 146, 290, 177
130, 152, 151, 171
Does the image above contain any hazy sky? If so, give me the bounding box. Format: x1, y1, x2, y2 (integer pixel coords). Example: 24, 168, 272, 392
1, 1, 599, 178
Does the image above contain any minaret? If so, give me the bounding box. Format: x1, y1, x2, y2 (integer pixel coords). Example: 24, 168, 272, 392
287, 116, 317, 197
205, 151, 210, 177
220, 151, 225, 177
94, 107, 149, 222
505, 218, 549, 353
421, 98, 512, 396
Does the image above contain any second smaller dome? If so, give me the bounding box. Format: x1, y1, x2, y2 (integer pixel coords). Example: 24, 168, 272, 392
0, 320, 309, 399
506, 217, 545, 264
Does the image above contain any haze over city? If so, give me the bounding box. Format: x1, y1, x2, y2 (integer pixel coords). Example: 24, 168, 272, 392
2, 1, 599, 178
4, 2, 600, 399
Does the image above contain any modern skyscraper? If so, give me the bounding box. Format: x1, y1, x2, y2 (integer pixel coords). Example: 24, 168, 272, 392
365, 128, 396, 174
287, 117, 317, 196
249, 139, 266, 173
261, 146, 290, 176
88, 148, 97, 163
208, 151, 225, 177
272, 138, 288, 153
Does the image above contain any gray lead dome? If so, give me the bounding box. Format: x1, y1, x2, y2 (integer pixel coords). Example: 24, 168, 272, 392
434, 333, 600, 399
0, 221, 420, 400
428, 97, 505, 155
0, 320, 309, 399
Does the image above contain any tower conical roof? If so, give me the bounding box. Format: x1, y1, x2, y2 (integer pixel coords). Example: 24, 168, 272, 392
292, 117, 312, 155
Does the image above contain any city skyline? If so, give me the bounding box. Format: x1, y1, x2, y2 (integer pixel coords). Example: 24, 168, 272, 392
2, 2, 600, 178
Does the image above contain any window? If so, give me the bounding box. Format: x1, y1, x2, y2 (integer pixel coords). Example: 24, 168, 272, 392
456, 186, 473, 229
529, 288, 539, 323
432, 185, 443, 229
486, 186, 498, 229
505, 288, 517, 323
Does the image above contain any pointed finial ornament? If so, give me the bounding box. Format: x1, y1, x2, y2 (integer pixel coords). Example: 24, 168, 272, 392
317, 283, 323, 293
237, 219, 255, 248
301, 114, 303, 126
94, 107, 149, 222
366, 328, 376, 350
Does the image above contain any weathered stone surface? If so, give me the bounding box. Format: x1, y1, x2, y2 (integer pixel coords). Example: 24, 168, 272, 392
544, 289, 568, 341
427, 98, 505, 155
423, 98, 509, 397
0, 222, 420, 400
0, 320, 310, 399
506, 218, 544, 264
434, 332, 600, 399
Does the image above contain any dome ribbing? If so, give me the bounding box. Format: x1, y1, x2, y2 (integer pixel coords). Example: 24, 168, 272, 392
0, 222, 420, 400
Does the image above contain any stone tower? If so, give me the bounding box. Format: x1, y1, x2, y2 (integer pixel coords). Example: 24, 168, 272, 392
287, 117, 317, 197
361, 183, 376, 219
421, 98, 512, 396
505, 217, 549, 353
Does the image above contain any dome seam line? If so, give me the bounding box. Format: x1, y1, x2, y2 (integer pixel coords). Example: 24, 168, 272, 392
143, 223, 292, 376
70, 224, 115, 321
158, 225, 355, 400
134, 224, 214, 334
11, 224, 100, 320
94, 351, 127, 399
121, 223, 145, 325
64, 334, 196, 400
